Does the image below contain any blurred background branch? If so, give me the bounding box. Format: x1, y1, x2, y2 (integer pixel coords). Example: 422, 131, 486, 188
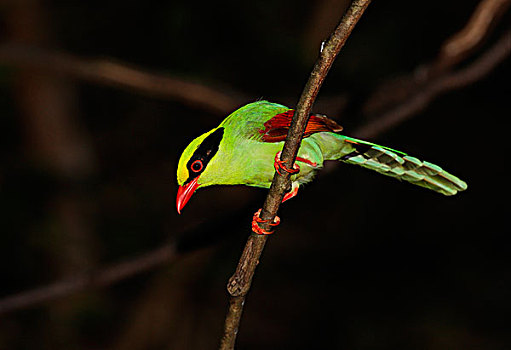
437, 0, 510, 70
360, 0, 510, 123
355, 28, 511, 139
0, 242, 177, 314
0, 44, 242, 115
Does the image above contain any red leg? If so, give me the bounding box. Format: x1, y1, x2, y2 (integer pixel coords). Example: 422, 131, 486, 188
295, 156, 317, 167
282, 183, 299, 202
274, 151, 300, 176
274, 151, 318, 176
252, 209, 281, 235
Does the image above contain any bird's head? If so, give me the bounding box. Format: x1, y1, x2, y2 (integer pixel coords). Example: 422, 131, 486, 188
176, 127, 224, 213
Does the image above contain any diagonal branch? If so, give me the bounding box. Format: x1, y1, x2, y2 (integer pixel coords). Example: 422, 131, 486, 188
218, 1, 372, 349
0, 243, 177, 314
0, 44, 241, 114
437, 0, 510, 69
363, 0, 510, 117
355, 28, 510, 139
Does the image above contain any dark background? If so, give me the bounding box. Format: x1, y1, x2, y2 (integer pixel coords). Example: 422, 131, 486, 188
0, 0, 509, 349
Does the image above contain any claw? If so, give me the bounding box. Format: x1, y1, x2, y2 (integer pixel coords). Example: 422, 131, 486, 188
282, 182, 299, 202
252, 209, 280, 235
274, 151, 300, 176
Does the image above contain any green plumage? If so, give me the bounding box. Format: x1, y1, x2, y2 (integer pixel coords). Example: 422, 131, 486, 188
334, 136, 467, 195
177, 101, 467, 200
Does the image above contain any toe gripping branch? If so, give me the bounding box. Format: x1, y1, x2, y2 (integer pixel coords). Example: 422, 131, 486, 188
252, 209, 280, 235
274, 151, 300, 176
254, 152, 316, 235
274, 151, 317, 176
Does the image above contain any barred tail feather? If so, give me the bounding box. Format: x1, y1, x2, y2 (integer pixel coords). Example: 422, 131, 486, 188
337, 136, 467, 196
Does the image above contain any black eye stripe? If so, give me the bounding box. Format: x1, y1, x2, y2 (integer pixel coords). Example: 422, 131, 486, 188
185, 127, 224, 183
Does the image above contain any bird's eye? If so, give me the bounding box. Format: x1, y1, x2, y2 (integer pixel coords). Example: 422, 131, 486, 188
191, 159, 203, 173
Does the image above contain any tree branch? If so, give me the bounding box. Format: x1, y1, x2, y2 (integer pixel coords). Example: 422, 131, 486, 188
437, 0, 510, 69
363, 0, 510, 116
0, 44, 241, 115
355, 29, 510, 139
0, 242, 177, 314
218, 1, 372, 349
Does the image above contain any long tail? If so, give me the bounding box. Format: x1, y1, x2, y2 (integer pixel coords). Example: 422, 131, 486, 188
331, 136, 467, 196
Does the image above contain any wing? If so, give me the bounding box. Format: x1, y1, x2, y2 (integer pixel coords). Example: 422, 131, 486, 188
219, 100, 343, 142
258, 110, 343, 142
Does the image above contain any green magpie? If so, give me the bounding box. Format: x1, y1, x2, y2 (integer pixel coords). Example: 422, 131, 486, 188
176, 101, 467, 230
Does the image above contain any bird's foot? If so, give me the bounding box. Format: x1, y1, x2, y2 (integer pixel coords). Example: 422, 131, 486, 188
295, 156, 317, 167
252, 208, 280, 235
282, 182, 299, 202
274, 151, 318, 176
274, 151, 300, 176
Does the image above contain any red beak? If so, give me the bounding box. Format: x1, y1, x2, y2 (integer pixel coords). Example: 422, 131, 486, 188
176, 177, 200, 214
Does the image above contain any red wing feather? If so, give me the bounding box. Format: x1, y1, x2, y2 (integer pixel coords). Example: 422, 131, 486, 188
259, 110, 343, 142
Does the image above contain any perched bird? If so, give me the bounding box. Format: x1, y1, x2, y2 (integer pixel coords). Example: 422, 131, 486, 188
176, 101, 467, 218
